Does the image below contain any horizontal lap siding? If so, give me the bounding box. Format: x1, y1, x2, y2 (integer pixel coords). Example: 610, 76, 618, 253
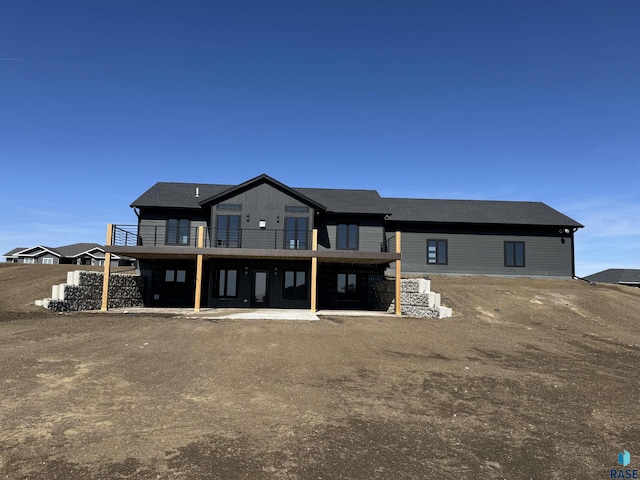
400, 231, 573, 277
138, 209, 208, 247
316, 217, 385, 252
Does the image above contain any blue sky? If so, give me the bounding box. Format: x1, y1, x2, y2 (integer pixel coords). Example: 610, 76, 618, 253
0, 0, 638, 277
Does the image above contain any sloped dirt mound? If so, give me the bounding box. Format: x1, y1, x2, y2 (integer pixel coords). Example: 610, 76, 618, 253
1, 272, 639, 479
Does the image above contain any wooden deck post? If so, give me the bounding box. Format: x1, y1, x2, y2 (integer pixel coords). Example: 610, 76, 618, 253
194, 226, 205, 313
310, 229, 318, 313
101, 224, 113, 311
395, 231, 402, 316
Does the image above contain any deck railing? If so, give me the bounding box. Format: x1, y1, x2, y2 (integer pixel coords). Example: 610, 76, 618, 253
110, 225, 312, 250
112, 225, 142, 247
381, 235, 397, 253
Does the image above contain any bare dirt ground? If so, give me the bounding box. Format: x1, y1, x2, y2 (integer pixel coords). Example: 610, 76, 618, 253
1, 264, 639, 479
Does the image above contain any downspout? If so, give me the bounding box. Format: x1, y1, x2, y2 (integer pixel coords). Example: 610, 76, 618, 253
570, 227, 576, 278
570, 227, 594, 284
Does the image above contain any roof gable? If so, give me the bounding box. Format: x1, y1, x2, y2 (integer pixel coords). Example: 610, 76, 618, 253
12, 245, 62, 257
198, 174, 326, 211
55, 243, 105, 258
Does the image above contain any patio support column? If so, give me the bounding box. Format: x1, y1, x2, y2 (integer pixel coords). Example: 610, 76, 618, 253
310, 229, 318, 313
395, 231, 402, 316
194, 226, 205, 312
100, 224, 113, 311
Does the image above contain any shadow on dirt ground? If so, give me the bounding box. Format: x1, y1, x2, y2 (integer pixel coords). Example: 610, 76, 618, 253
1, 270, 639, 479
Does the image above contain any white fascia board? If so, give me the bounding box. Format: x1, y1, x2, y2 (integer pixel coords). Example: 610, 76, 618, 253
71, 247, 105, 258
17, 246, 62, 257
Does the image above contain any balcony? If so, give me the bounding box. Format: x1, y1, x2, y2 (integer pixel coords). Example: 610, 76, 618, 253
111, 225, 312, 250
107, 224, 401, 264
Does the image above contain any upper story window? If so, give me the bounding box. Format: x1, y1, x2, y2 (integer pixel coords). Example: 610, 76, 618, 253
504, 241, 525, 267
285, 205, 309, 213
285, 217, 308, 249
166, 218, 190, 245
217, 203, 241, 211
216, 215, 241, 247
337, 224, 358, 250
427, 239, 448, 265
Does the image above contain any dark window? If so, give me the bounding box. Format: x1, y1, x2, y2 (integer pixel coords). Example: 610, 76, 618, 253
504, 241, 525, 267
283, 271, 307, 299
427, 239, 448, 265
285, 205, 309, 213
166, 219, 190, 245
337, 224, 358, 250
285, 217, 308, 249
337, 273, 357, 294
217, 203, 241, 210
216, 215, 241, 247
165, 270, 187, 283
217, 269, 238, 297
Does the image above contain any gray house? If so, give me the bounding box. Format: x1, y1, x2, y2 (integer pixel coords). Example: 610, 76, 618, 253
4, 243, 133, 267
584, 269, 640, 287
104, 174, 582, 310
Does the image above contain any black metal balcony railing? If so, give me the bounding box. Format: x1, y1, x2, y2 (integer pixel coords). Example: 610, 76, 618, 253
111, 225, 312, 250
380, 235, 396, 253
112, 225, 142, 247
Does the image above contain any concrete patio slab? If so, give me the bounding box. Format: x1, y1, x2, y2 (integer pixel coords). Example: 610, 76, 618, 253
102, 307, 397, 321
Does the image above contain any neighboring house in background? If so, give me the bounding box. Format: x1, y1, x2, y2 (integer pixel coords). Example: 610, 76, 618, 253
104, 174, 583, 310
584, 269, 640, 288
3, 243, 134, 267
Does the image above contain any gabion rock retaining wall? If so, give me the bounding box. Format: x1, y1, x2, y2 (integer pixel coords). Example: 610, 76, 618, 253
37, 271, 144, 312
373, 278, 452, 319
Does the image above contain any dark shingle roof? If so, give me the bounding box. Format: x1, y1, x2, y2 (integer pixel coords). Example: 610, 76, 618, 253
3, 247, 28, 257
130, 176, 582, 226
54, 243, 104, 257
382, 198, 583, 227
132, 182, 390, 215
131, 183, 230, 209
296, 187, 389, 215
584, 269, 640, 285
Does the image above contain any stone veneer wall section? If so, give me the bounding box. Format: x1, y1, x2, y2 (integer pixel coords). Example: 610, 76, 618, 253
373, 278, 452, 319
38, 271, 144, 312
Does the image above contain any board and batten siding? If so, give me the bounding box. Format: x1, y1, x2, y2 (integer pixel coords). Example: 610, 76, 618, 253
209, 183, 314, 234
398, 228, 574, 278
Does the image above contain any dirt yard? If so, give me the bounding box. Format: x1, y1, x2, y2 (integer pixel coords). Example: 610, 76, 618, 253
0, 265, 639, 479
